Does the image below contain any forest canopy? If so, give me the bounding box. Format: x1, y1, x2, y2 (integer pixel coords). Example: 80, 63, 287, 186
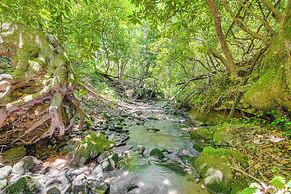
0, 0, 290, 193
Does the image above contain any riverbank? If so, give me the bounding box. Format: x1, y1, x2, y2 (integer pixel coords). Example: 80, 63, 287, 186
188, 113, 291, 193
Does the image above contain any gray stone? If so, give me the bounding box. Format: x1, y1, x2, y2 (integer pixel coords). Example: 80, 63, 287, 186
12, 156, 42, 175
0, 179, 7, 190
204, 168, 224, 185
46, 186, 61, 194
97, 151, 111, 163
0, 166, 12, 179
135, 145, 145, 155
101, 158, 115, 172
92, 164, 103, 179
149, 148, 165, 160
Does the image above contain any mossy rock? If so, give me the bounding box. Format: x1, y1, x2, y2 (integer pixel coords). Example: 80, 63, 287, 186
2, 176, 42, 194
1, 146, 26, 164
149, 148, 165, 160
158, 161, 186, 175
190, 127, 214, 140
193, 147, 247, 190
244, 68, 288, 111
210, 124, 233, 145
74, 133, 114, 165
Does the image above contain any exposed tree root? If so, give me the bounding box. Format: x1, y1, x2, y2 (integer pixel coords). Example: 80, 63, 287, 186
0, 24, 83, 147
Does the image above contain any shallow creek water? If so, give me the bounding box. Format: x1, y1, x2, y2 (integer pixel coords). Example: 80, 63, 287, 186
110, 101, 208, 194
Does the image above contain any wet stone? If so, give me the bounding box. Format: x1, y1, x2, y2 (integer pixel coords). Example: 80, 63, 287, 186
46, 186, 61, 194
0, 179, 7, 190
149, 148, 166, 160
0, 166, 12, 179
12, 156, 43, 175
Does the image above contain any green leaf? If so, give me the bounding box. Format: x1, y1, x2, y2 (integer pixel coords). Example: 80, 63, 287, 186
238, 187, 257, 194
270, 176, 286, 189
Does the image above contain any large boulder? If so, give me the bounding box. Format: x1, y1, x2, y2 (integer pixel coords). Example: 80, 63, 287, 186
193, 147, 247, 193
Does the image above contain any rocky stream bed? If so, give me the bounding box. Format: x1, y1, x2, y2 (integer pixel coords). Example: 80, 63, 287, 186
0, 100, 209, 194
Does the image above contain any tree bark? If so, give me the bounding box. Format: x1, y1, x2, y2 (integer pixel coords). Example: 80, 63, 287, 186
261, 0, 283, 23
222, 0, 267, 42
206, 0, 237, 78
0, 24, 83, 147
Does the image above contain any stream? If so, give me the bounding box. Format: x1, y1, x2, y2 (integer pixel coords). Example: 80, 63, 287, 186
108, 100, 208, 194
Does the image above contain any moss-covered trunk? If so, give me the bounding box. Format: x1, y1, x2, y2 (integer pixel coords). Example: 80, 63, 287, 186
243, 5, 291, 113
0, 24, 83, 146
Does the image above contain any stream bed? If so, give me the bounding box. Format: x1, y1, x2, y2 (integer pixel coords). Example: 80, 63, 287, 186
108, 100, 208, 194
0, 100, 209, 194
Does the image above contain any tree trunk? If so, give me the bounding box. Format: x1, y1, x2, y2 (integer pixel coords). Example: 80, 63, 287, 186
206, 0, 238, 78
0, 24, 83, 146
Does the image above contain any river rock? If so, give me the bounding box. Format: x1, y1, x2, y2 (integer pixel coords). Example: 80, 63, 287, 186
0, 179, 7, 190
88, 181, 110, 194
12, 156, 42, 175
2, 175, 43, 193
146, 127, 160, 132
135, 145, 145, 155
71, 174, 109, 194
46, 186, 61, 194
101, 158, 116, 171
74, 132, 114, 165
92, 164, 103, 179
112, 145, 133, 156
97, 151, 111, 163
193, 146, 247, 192
0, 166, 12, 179
149, 148, 165, 160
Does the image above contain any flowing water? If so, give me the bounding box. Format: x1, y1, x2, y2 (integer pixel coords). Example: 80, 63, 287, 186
110, 101, 209, 194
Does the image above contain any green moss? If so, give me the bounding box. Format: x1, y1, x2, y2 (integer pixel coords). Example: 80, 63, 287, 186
210, 124, 233, 145
194, 147, 247, 181
197, 127, 214, 139
188, 109, 229, 125
2, 176, 41, 194
1, 146, 26, 164
74, 133, 114, 165
149, 148, 165, 159
206, 181, 231, 194
244, 68, 288, 110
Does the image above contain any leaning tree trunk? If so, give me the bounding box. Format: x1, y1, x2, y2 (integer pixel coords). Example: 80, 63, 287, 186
0, 24, 83, 147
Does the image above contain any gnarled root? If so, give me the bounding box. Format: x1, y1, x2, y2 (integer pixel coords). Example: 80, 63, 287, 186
0, 24, 83, 147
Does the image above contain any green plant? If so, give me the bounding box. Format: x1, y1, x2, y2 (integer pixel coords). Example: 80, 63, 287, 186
239, 176, 291, 194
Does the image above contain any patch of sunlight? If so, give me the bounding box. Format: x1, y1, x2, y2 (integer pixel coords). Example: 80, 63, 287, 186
138, 182, 145, 187
123, 171, 129, 176
163, 178, 171, 186
168, 189, 178, 194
